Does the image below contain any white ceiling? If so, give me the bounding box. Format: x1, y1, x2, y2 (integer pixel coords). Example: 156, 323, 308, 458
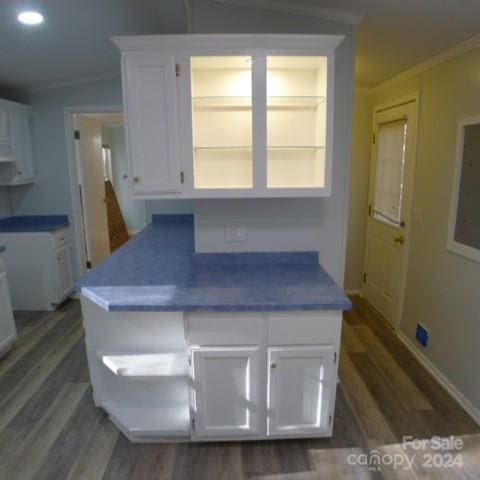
0, 0, 187, 92
1, 0, 480, 91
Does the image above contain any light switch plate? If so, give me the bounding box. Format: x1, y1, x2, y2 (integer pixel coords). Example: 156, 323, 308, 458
225, 224, 246, 242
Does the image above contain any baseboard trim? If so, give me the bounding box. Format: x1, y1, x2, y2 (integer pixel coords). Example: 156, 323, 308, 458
396, 330, 480, 426
345, 289, 363, 297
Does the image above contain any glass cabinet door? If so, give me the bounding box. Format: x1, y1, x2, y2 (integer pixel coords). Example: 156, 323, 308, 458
191, 56, 253, 189
266, 56, 327, 189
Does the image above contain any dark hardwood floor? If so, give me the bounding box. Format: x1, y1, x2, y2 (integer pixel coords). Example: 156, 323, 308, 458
0, 296, 478, 479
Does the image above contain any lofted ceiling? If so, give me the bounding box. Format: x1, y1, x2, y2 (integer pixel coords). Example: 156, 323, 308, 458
1, 0, 480, 91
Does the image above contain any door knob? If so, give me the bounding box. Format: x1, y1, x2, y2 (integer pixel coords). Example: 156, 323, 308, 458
270, 362, 277, 369
394, 235, 404, 244
133, 176, 140, 183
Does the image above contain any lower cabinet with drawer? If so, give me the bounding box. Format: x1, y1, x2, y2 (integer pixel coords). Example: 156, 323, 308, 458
0, 228, 74, 310
186, 311, 342, 441
81, 295, 343, 443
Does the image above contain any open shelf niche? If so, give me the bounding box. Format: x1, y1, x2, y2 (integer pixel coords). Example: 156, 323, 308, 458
191, 56, 253, 190
267, 56, 327, 188
97, 350, 187, 380
102, 401, 190, 438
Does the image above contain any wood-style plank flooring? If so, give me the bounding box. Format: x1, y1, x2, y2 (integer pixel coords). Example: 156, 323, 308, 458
0, 296, 478, 479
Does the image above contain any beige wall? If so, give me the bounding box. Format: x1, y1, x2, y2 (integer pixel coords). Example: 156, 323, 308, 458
369, 48, 480, 415
345, 92, 372, 291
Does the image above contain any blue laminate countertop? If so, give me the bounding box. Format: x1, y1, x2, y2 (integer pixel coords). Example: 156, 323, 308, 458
77, 214, 352, 312
0, 215, 69, 233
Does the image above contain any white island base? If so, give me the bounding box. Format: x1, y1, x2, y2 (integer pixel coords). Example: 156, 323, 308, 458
81, 296, 342, 443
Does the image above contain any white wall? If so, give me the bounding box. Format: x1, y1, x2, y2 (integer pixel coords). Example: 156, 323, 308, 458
7, 78, 123, 279
6, 78, 193, 279
190, 0, 356, 286
371, 47, 480, 416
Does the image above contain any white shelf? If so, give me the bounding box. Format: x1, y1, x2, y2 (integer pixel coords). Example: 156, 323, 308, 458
267, 96, 326, 108
97, 350, 186, 380
268, 146, 325, 150
194, 146, 251, 151
102, 401, 190, 437
191, 96, 325, 108
193, 96, 251, 108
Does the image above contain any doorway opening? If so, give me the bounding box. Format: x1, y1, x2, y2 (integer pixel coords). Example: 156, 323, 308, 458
363, 94, 419, 328
70, 112, 147, 270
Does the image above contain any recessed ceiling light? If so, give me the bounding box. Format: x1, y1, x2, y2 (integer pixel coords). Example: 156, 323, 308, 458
18, 11, 44, 26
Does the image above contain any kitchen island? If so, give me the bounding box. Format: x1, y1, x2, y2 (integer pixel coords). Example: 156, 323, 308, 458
78, 214, 351, 442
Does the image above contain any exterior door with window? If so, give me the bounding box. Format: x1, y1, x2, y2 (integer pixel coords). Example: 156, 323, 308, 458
364, 99, 418, 327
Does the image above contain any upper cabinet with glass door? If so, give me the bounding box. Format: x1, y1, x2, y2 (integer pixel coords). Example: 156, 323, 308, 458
113, 35, 344, 199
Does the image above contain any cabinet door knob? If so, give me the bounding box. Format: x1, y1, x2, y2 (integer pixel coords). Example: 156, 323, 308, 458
133, 176, 140, 183
17, 171, 23, 175
270, 362, 277, 369
123, 173, 128, 179
394, 235, 404, 244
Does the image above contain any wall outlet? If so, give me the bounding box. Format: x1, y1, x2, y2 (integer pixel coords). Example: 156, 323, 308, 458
225, 223, 246, 242
416, 323, 429, 347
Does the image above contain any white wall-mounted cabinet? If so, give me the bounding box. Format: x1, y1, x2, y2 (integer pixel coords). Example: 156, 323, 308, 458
0, 228, 74, 310
0, 256, 17, 356
0, 100, 36, 185
114, 34, 343, 199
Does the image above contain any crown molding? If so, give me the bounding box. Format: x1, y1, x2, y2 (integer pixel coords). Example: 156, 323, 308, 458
212, 0, 364, 25
4, 71, 121, 96
374, 34, 480, 92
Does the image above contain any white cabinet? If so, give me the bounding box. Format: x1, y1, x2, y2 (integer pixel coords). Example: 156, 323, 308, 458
113, 34, 343, 199
0, 258, 17, 356
186, 311, 341, 441
191, 346, 261, 439
54, 244, 74, 303
0, 100, 35, 185
122, 50, 182, 196
0, 109, 14, 161
267, 345, 335, 437
0, 228, 73, 310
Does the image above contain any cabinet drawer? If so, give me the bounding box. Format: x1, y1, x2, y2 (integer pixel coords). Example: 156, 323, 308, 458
267, 311, 342, 345
52, 228, 69, 249
187, 312, 262, 346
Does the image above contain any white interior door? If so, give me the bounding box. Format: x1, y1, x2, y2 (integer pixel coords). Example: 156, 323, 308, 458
267, 345, 335, 437
364, 98, 418, 327
77, 115, 110, 266
191, 346, 260, 439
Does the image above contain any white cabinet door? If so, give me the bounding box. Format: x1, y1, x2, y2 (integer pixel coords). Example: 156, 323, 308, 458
0, 109, 14, 161
10, 109, 35, 184
0, 110, 12, 145
191, 346, 261, 439
0, 270, 17, 352
54, 246, 73, 302
267, 345, 336, 437
123, 50, 182, 196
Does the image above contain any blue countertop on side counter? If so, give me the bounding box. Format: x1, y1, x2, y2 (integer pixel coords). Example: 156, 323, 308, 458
0, 215, 69, 233
77, 214, 352, 313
